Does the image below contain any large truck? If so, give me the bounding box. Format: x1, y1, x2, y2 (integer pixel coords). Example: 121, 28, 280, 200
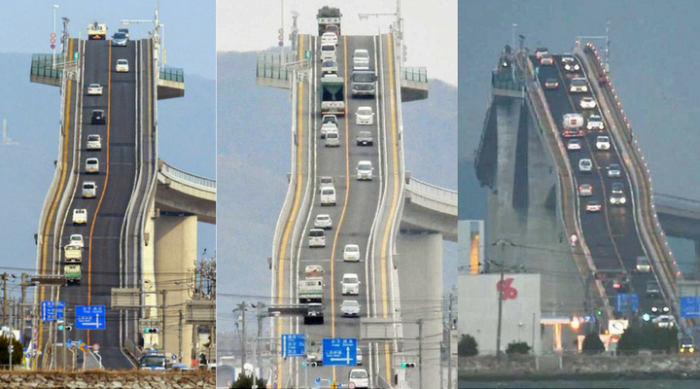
317, 6, 341, 36
64, 264, 81, 285
139, 353, 167, 372
351, 70, 377, 97
305, 265, 324, 280
298, 279, 323, 303
87, 22, 108, 40
64, 245, 83, 263
321, 75, 345, 115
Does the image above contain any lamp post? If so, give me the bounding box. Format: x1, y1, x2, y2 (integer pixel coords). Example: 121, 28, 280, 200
52, 5, 59, 69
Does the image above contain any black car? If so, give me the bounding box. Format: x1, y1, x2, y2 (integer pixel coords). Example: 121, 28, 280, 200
304, 303, 324, 325
91, 110, 106, 124
356, 131, 373, 146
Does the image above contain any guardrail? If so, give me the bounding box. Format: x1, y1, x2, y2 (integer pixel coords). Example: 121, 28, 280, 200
125, 337, 143, 362
407, 178, 457, 209
159, 67, 184, 83
159, 159, 216, 191
402, 67, 428, 83
256, 53, 295, 81
31, 54, 62, 79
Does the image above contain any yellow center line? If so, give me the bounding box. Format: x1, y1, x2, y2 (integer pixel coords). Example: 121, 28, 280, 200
329, 35, 352, 383
87, 44, 113, 345
380, 32, 400, 383
38, 38, 74, 366
276, 36, 305, 388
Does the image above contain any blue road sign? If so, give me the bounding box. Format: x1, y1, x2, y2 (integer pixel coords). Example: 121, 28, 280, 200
66, 339, 72, 347
315, 377, 321, 384
57, 301, 65, 322
281, 333, 306, 358
75, 305, 106, 330
171, 354, 177, 360
616, 293, 638, 313
322, 338, 357, 366
680, 296, 700, 318
24, 352, 31, 358
41, 301, 55, 322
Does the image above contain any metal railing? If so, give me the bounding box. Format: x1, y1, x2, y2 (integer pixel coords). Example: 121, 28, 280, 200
402, 66, 428, 83
256, 53, 295, 81
159, 159, 216, 192
159, 67, 184, 83
407, 178, 457, 207
126, 337, 143, 362
31, 54, 62, 79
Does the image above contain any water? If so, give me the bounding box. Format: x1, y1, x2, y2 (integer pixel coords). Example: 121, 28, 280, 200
459, 380, 698, 389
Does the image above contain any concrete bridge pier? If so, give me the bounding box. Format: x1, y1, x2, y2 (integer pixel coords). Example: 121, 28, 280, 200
397, 231, 443, 389
153, 214, 198, 363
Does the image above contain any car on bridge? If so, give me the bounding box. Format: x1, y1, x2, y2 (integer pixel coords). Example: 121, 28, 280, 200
340, 300, 361, 317
535, 47, 549, 59
580, 97, 597, 109
87, 83, 103, 96
320, 122, 338, 139
654, 314, 675, 328
82, 181, 97, 198
116, 59, 129, 72
585, 200, 602, 213
91, 110, 106, 124
610, 182, 626, 205
356, 160, 373, 180
69, 234, 84, 248
343, 244, 360, 262
318, 176, 334, 192
680, 336, 695, 353
308, 229, 326, 248
321, 32, 338, 46
118, 28, 130, 39
85, 157, 99, 174
578, 158, 593, 173
562, 128, 584, 138
646, 280, 660, 297
595, 136, 611, 150
320, 186, 336, 206
355, 106, 375, 125
566, 139, 581, 151
112, 32, 128, 46
304, 303, 324, 325
578, 184, 593, 197
314, 214, 333, 229
353, 49, 370, 70
322, 114, 338, 126
341, 273, 360, 295
562, 56, 580, 72
612, 275, 631, 292
587, 114, 605, 131
356, 131, 373, 146
72, 209, 87, 225
322, 58, 338, 75
607, 163, 621, 178
325, 129, 340, 147
569, 77, 589, 93
635, 256, 651, 273
356, 347, 363, 365
544, 78, 559, 89
348, 368, 369, 389
87, 134, 102, 150
539, 52, 554, 66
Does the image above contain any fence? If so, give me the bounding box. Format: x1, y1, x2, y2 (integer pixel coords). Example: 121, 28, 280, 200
160, 67, 184, 83
30, 54, 61, 79
402, 67, 428, 83
159, 160, 216, 191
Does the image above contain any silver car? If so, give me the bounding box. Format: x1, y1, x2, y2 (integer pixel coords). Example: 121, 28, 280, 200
340, 300, 361, 317
85, 158, 99, 174
112, 32, 128, 47
82, 181, 97, 198
314, 214, 333, 229
356, 160, 373, 180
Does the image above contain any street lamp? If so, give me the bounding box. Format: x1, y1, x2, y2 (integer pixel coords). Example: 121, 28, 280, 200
52, 5, 59, 69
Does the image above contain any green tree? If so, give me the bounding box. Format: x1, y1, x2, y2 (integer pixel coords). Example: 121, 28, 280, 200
0, 336, 23, 365
231, 373, 267, 389
505, 341, 531, 355
458, 334, 478, 357
581, 332, 605, 354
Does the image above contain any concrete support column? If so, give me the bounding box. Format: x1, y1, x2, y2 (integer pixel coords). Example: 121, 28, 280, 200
397, 232, 442, 389
154, 214, 197, 360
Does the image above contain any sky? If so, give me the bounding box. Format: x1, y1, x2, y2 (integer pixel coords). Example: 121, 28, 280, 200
0, 0, 216, 79
461, 0, 700, 273
216, 0, 458, 86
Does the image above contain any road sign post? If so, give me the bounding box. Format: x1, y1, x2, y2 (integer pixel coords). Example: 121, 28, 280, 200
322, 338, 357, 366
680, 296, 700, 318
41, 301, 56, 322
281, 333, 305, 358
75, 305, 106, 330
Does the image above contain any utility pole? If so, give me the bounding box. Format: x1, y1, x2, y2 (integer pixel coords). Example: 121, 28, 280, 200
491, 240, 515, 359
418, 318, 423, 389
234, 302, 249, 376
2, 273, 9, 326
255, 303, 266, 386
178, 310, 183, 362
447, 286, 456, 389
21, 274, 27, 343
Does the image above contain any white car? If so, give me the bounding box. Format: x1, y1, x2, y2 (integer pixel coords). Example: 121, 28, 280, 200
353, 49, 370, 70
87, 83, 103, 96
356, 160, 373, 181
72, 209, 88, 225
322, 115, 338, 126
578, 158, 593, 173
562, 56, 580, 72
607, 163, 621, 178
321, 32, 338, 46
587, 114, 605, 131
580, 97, 597, 109
355, 106, 374, 125
566, 139, 582, 151
69, 234, 85, 248
325, 129, 340, 147
596, 135, 611, 150
343, 244, 360, 262
356, 347, 363, 365
320, 122, 338, 139
585, 200, 602, 213
116, 59, 129, 72
341, 273, 360, 295
85, 157, 99, 174
348, 368, 369, 389
609, 182, 626, 206
340, 300, 361, 317
314, 214, 333, 229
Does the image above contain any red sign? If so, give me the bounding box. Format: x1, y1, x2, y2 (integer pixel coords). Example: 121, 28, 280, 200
497, 278, 518, 300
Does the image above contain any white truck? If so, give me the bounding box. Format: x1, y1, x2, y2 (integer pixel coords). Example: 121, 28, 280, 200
88, 22, 108, 40
64, 245, 83, 263
72, 209, 88, 225
298, 279, 323, 303
305, 265, 324, 280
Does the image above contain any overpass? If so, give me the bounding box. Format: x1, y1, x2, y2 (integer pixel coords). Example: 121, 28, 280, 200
31, 16, 214, 370
257, 9, 455, 389
474, 41, 692, 352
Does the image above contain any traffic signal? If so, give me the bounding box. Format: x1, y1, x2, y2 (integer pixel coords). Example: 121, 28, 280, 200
595, 309, 603, 318
58, 324, 72, 331
642, 313, 651, 322
401, 363, 416, 368
144, 328, 159, 334
570, 317, 581, 331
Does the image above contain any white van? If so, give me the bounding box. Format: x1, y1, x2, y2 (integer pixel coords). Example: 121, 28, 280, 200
325, 130, 340, 147
86, 158, 99, 174
321, 32, 338, 46
320, 186, 336, 206
321, 43, 336, 62
562, 113, 584, 129
348, 369, 369, 389
569, 77, 589, 93
353, 49, 370, 70
82, 181, 97, 198
87, 134, 102, 150
72, 209, 88, 225
308, 229, 326, 248
356, 160, 373, 181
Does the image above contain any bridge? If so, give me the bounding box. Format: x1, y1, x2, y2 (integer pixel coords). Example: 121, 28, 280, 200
31, 14, 215, 370
257, 8, 455, 389
474, 41, 697, 352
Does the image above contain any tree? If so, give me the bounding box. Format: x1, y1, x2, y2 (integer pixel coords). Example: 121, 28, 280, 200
231, 373, 267, 389
458, 334, 478, 357
0, 336, 22, 365
581, 332, 605, 354
505, 341, 531, 355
